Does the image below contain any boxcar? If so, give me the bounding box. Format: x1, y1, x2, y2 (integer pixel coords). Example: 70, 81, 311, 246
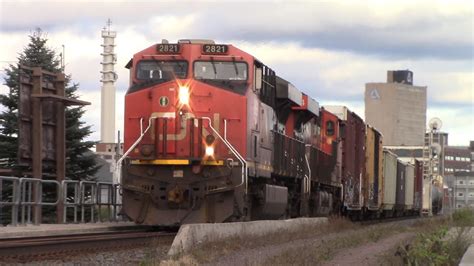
364, 125, 383, 211
404, 163, 415, 211
395, 160, 406, 213
324, 106, 365, 211
382, 149, 397, 214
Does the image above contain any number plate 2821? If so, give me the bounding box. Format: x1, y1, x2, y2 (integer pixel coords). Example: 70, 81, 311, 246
202, 44, 228, 54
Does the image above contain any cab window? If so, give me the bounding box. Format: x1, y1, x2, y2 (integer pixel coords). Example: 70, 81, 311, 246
194, 61, 247, 81
326, 121, 335, 136
136, 60, 188, 80
193, 61, 248, 95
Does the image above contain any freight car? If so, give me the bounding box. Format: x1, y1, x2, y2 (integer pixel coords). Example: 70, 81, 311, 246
323, 106, 365, 219
119, 39, 439, 225
364, 125, 383, 218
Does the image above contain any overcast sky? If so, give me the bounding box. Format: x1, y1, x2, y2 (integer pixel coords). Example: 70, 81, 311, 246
0, 0, 472, 145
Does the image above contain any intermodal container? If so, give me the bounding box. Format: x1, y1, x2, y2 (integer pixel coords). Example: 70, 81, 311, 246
404, 163, 415, 210
323, 106, 365, 210
382, 149, 397, 210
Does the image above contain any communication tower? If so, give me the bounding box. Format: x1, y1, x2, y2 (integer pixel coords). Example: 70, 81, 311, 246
100, 19, 117, 144
96, 19, 121, 188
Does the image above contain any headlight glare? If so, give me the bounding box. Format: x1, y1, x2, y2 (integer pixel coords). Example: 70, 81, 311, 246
178, 86, 190, 105
205, 146, 214, 157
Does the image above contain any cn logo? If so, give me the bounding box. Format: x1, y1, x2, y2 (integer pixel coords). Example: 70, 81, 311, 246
159, 96, 169, 107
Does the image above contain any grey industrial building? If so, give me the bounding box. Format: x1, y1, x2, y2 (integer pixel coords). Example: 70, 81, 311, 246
365, 70, 427, 146
444, 142, 474, 210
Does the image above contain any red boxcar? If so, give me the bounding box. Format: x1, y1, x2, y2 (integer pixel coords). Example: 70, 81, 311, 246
324, 106, 365, 212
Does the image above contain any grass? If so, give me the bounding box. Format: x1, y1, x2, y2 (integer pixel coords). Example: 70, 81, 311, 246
264, 223, 408, 265
386, 209, 473, 266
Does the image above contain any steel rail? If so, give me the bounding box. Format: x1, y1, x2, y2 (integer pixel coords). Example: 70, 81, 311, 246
0, 229, 176, 261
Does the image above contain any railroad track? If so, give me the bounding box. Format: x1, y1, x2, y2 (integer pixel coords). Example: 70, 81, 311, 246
357, 214, 439, 226
0, 229, 176, 263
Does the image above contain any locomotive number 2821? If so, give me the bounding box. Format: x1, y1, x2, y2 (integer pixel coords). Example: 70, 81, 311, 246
156, 44, 180, 54
202, 44, 228, 54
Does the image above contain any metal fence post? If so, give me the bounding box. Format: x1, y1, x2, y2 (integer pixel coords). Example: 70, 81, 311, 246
11, 178, 19, 226
1, 177, 125, 226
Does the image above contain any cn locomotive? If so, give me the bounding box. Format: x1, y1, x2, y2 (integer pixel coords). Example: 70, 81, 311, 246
120, 40, 441, 225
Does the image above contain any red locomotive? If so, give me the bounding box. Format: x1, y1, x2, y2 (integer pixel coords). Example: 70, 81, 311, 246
121, 40, 440, 225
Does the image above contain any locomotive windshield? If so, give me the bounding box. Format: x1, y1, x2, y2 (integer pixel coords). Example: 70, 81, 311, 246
136, 60, 188, 80
194, 61, 247, 81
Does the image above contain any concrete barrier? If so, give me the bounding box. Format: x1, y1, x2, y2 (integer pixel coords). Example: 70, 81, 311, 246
459, 228, 474, 266
168, 217, 328, 256
460, 244, 474, 266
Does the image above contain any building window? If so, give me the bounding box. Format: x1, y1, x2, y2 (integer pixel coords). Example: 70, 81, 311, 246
470, 193, 474, 197
459, 180, 465, 185
458, 192, 464, 197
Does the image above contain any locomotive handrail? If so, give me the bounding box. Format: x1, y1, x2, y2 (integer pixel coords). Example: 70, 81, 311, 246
304, 153, 311, 196
222, 118, 248, 194
117, 117, 158, 167
202, 116, 248, 194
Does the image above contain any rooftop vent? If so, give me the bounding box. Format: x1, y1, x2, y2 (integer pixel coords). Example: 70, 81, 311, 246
178, 39, 215, 44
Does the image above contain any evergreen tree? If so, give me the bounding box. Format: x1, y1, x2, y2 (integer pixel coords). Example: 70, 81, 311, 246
0, 29, 99, 179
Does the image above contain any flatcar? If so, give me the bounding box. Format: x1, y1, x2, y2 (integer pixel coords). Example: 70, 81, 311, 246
120, 39, 440, 225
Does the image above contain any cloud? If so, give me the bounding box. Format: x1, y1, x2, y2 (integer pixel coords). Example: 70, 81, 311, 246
1, 1, 472, 60
0, 0, 472, 146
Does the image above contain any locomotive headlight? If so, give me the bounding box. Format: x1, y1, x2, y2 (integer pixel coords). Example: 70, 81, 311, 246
205, 146, 214, 157
178, 86, 190, 105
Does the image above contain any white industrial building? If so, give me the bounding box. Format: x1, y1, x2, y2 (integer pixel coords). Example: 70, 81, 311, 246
365, 70, 427, 146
